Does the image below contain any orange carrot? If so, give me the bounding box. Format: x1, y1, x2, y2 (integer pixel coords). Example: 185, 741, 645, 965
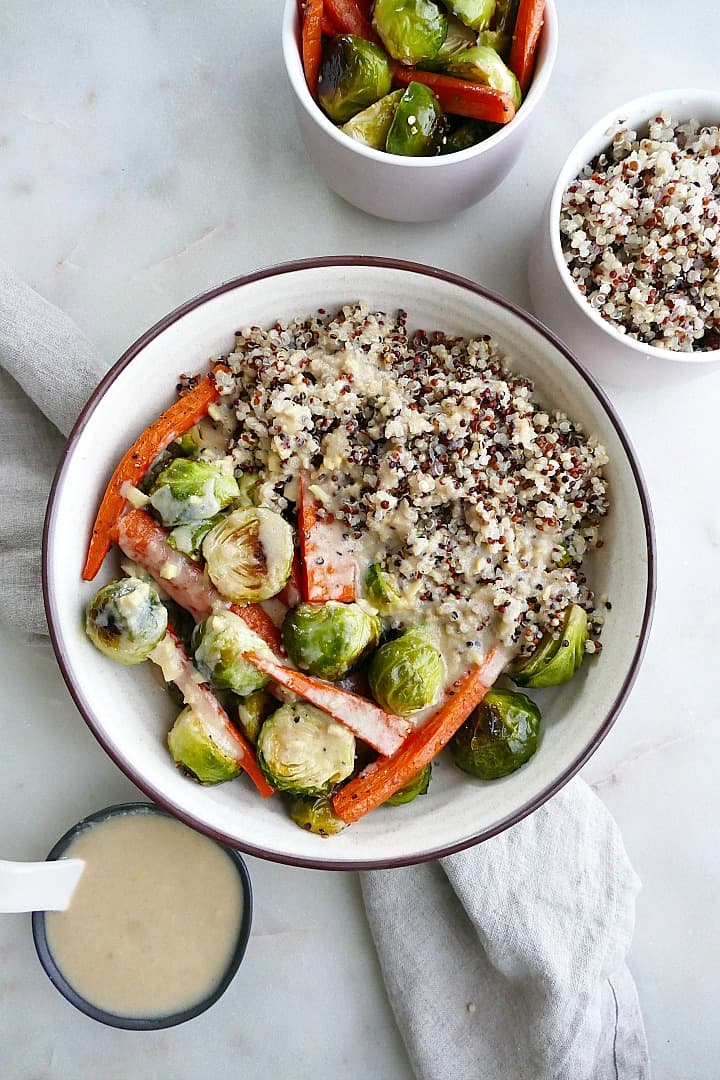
117, 509, 284, 654
332, 646, 510, 823
508, 0, 545, 95
244, 652, 412, 756
392, 66, 516, 124
324, 0, 379, 42
300, 0, 324, 99
297, 471, 358, 603
82, 366, 227, 581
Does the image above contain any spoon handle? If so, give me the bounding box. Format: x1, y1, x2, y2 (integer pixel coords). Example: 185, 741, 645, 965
0, 858, 85, 913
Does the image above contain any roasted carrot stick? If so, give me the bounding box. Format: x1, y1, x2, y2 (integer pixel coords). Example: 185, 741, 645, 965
151, 628, 274, 798
322, 12, 340, 36
244, 652, 412, 756
508, 0, 545, 95
392, 66, 516, 124
117, 509, 284, 654
297, 471, 358, 603
300, 0, 324, 99
82, 366, 228, 581
324, 0, 379, 42
332, 646, 510, 823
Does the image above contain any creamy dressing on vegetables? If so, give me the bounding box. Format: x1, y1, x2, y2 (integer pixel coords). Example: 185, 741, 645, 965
45, 813, 244, 1019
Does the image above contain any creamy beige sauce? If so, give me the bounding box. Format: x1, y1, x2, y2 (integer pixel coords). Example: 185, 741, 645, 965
45, 812, 244, 1018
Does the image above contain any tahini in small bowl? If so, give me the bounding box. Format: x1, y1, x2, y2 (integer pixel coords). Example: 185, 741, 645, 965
529, 87, 720, 389
281, 0, 557, 222
32, 803, 253, 1029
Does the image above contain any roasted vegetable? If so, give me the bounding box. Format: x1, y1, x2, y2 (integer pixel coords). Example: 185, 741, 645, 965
318, 34, 393, 123
444, 44, 521, 108
510, 604, 589, 688
385, 763, 431, 805
372, 0, 448, 65
282, 601, 381, 681
167, 516, 222, 561
341, 89, 404, 148
441, 117, 492, 153
386, 82, 446, 156
256, 703, 356, 796
148, 458, 239, 527
193, 609, 273, 696
167, 704, 244, 785
85, 577, 168, 665
236, 689, 275, 746
368, 627, 445, 716
287, 794, 347, 836
364, 563, 402, 613
443, 0, 495, 31
450, 687, 540, 779
202, 506, 294, 603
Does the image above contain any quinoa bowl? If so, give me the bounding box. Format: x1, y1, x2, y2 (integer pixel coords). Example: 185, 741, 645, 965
44, 257, 655, 869
530, 88, 720, 388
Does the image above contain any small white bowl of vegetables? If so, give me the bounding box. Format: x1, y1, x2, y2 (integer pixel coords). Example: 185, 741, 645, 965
282, 0, 557, 220
44, 257, 655, 869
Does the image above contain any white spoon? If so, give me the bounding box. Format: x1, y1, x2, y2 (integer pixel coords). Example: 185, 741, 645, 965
0, 859, 85, 913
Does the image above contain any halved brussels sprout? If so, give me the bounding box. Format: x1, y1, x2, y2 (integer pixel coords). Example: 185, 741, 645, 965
443, 0, 495, 31
477, 0, 519, 57
510, 604, 589, 689
85, 577, 168, 665
287, 794, 347, 836
282, 601, 381, 681
450, 688, 540, 779
441, 118, 492, 154
444, 45, 522, 109
193, 609, 273, 696
148, 458, 239, 527
167, 516, 222, 561
385, 82, 446, 157
167, 705, 242, 785
424, 13, 476, 67
256, 703, 356, 796
341, 89, 404, 149
236, 688, 275, 746
385, 763, 432, 805
364, 564, 402, 614
373, 0, 448, 65
368, 628, 445, 716
318, 35, 393, 124
202, 507, 294, 603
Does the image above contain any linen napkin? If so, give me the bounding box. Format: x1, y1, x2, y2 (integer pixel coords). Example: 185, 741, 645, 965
0, 260, 650, 1079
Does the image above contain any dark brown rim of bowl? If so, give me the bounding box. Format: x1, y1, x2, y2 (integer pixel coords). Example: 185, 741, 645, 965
42, 255, 656, 871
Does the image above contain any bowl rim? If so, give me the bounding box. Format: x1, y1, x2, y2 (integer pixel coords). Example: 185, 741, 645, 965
281, 0, 558, 168
42, 255, 656, 870
548, 86, 720, 364
31, 801, 253, 1029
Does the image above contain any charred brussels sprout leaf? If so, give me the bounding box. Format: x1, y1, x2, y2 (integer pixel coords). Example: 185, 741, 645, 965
167, 705, 243, 785
450, 688, 540, 779
193, 609, 273, 696
444, 45, 521, 109
341, 89, 404, 149
443, 0, 495, 31
202, 506, 294, 603
385, 763, 432, 805
385, 82, 446, 157
510, 604, 589, 688
318, 35, 393, 124
236, 688, 275, 746
369, 627, 445, 716
85, 577, 168, 665
288, 794, 347, 836
148, 458, 239, 527
441, 118, 493, 153
282, 601, 381, 681
257, 703, 356, 796
364, 563, 402, 613
373, 0, 448, 65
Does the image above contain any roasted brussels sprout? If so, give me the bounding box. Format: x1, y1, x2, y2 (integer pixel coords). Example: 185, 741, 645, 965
373, 0, 448, 65
443, 0, 495, 31
167, 516, 221, 561
236, 688, 275, 746
148, 458, 239, 527
256, 703, 356, 796
385, 763, 432, 805
85, 577, 168, 665
282, 601, 381, 681
386, 82, 446, 157
477, 0, 519, 57
318, 35, 393, 124
341, 89, 404, 149
193, 609, 273, 696
287, 794, 347, 836
444, 45, 522, 109
450, 688, 540, 779
441, 118, 492, 154
167, 705, 242, 785
202, 507, 294, 603
510, 604, 589, 689
364, 564, 402, 614
426, 12, 476, 66
368, 628, 445, 716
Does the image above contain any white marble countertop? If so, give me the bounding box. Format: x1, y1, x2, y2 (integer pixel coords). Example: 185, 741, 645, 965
2, 1, 719, 1076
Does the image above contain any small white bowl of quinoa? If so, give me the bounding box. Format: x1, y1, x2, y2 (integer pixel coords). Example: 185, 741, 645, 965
530, 88, 720, 387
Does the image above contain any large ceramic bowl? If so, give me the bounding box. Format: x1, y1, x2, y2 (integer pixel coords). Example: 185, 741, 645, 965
282, 0, 557, 222
529, 88, 720, 388
44, 257, 655, 869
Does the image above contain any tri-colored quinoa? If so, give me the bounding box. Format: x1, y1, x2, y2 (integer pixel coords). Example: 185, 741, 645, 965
211, 304, 608, 682
560, 113, 720, 352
